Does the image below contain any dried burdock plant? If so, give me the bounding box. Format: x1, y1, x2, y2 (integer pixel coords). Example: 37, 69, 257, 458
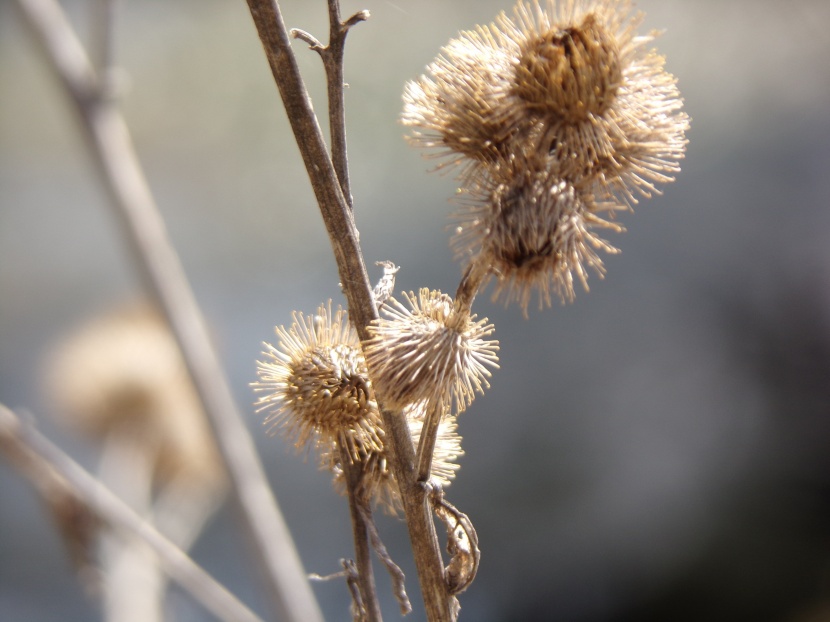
323, 403, 464, 515
364, 289, 500, 414
404, 0, 689, 311
246, 0, 686, 618
452, 160, 625, 310
4, 0, 688, 620
42, 305, 227, 622
44, 306, 224, 489
253, 302, 384, 463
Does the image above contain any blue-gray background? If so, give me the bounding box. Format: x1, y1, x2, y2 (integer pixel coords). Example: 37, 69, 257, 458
2, 1, 830, 620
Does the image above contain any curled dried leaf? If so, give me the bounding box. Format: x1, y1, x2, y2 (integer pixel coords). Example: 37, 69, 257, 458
430, 485, 480, 595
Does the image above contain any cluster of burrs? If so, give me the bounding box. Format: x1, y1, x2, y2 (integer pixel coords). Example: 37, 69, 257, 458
403, 0, 689, 312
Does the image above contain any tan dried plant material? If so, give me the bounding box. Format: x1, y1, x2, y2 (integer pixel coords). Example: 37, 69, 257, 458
453, 160, 624, 311
363, 289, 499, 414
254, 302, 384, 463
404, 0, 689, 199
403, 0, 689, 311
323, 402, 464, 515
43, 305, 223, 488
402, 24, 518, 179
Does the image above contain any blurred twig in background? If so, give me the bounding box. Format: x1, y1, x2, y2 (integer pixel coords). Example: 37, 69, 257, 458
11, 0, 323, 620
0, 404, 263, 622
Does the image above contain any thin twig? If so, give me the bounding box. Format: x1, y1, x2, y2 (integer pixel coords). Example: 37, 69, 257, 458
244, 1, 455, 619
292, 3, 368, 209
416, 400, 444, 484
12, 1, 322, 620
415, 262, 488, 483
338, 443, 383, 622
357, 502, 412, 616
323, 2, 368, 208
90, 0, 116, 89
0, 405, 264, 622
98, 428, 163, 622
296, 8, 387, 616
454, 260, 488, 320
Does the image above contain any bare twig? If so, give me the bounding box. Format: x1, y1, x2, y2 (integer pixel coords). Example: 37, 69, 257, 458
244, 1, 455, 619
311, 559, 365, 621
338, 444, 383, 622
454, 260, 488, 320
0, 405, 264, 622
12, 1, 322, 620
294, 7, 386, 613
89, 0, 116, 82
291, 3, 368, 208
357, 502, 412, 616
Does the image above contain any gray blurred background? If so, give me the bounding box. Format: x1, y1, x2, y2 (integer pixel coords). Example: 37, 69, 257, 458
2, 0, 830, 620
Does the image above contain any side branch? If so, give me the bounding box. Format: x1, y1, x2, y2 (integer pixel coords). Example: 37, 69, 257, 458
291, 3, 368, 208
338, 444, 383, 622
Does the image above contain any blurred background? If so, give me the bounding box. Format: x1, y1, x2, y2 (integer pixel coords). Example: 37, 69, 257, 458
2, 0, 830, 620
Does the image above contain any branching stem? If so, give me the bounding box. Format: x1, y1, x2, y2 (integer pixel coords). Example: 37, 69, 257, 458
291, 3, 368, 209
244, 1, 455, 619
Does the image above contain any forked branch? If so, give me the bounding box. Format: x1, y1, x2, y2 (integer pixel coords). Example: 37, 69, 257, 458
292, 1, 369, 208
244, 1, 456, 619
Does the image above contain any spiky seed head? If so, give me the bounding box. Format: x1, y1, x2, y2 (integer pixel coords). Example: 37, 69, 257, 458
452, 162, 623, 311
403, 0, 689, 203
402, 25, 519, 179
254, 302, 384, 461
501, 0, 689, 198
513, 11, 621, 121
364, 289, 499, 413
322, 402, 463, 515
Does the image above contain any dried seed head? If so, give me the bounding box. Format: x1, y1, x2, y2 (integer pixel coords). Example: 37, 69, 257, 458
513, 12, 621, 121
452, 162, 623, 311
501, 0, 688, 197
42, 305, 224, 487
403, 0, 689, 202
323, 403, 463, 515
402, 25, 518, 178
364, 289, 499, 413
254, 302, 384, 461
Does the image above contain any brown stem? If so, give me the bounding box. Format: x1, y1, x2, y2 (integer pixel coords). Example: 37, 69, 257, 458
13, 1, 321, 620
323, 2, 368, 208
338, 443, 383, 622
291, 3, 368, 209
244, 2, 455, 619
454, 260, 489, 319
416, 400, 444, 484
